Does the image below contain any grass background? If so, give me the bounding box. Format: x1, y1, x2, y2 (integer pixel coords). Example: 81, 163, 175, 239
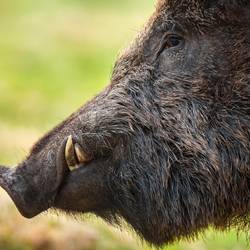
0, 0, 248, 249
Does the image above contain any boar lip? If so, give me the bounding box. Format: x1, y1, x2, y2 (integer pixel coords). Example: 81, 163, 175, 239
65, 135, 77, 167
55, 138, 71, 191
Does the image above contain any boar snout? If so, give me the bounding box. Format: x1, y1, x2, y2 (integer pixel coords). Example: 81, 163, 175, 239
0, 165, 39, 218
0, 139, 70, 218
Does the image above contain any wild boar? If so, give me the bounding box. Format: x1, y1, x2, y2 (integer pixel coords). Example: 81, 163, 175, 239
0, 0, 249, 246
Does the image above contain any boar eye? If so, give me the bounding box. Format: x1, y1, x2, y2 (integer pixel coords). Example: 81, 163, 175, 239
165, 34, 183, 48
156, 33, 184, 58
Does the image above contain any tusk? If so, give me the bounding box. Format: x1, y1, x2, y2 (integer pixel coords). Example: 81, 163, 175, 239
75, 143, 90, 164
65, 135, 77, 167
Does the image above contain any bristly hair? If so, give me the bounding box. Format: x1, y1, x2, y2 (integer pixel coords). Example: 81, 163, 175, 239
159, 0, 250, 22
158, 0, 249, 10
204, 0, 249, 9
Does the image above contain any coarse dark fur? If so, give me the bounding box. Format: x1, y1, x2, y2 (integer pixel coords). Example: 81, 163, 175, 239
0, 0, 249, 246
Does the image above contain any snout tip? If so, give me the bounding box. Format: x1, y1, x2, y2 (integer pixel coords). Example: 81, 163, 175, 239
0, 165, 39, 219
0, 165, 8, 172
0, 165, 9, 186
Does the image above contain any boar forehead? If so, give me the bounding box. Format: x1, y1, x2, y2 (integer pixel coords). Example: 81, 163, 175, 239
157, 0, 250, 21
114, 0, 249, 81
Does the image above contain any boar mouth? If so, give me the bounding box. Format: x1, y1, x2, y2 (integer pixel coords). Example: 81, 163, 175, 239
0, 134, 110, 218
53, 136, 112, 214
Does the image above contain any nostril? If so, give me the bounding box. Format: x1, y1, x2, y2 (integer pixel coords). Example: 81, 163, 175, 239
0, 165, 17, 188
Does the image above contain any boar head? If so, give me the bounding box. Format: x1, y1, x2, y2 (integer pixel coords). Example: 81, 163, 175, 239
0, 0, 250, 245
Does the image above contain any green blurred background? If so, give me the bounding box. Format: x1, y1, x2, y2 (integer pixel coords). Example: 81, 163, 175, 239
0, 0, 248, 249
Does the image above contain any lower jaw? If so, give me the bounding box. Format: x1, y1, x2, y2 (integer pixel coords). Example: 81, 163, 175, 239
54, 159, 110, 213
